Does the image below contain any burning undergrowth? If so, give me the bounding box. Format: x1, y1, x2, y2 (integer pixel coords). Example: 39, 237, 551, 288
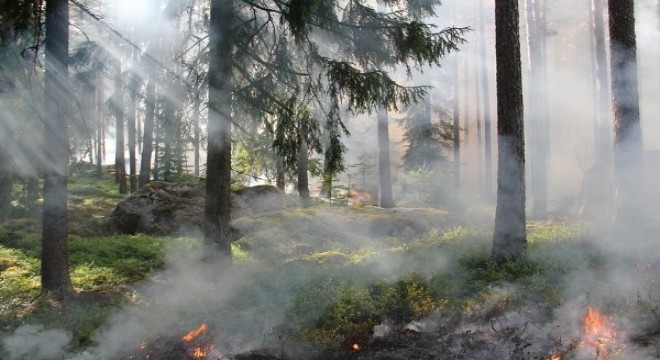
3, 215, 659, 360
124, 322, 225, 360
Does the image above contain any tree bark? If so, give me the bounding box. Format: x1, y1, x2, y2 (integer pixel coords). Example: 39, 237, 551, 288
139, 74, 156, 188
153, 96, 161, 181
377, 108, 394, 208
112, 60, 127, 194
205, 0, 234, 264
525, 0, 550, 219
492, 0, 527, 263
0, 21, 15, 223
127, 51, 139, 193
193, 94, 201, 177
591, 0, 612, 163
276, 156, 285, 191
161, 96, 175, 181
452, 58, 461, 191
297, 138, 310, 207
0, 172, 11, 224
95, 69, 104, 179
25, 176, 39, 214
608, 0, 643, 224
41, 0, 73, 298
479, 0, 494, 201
475, 40, 484, 197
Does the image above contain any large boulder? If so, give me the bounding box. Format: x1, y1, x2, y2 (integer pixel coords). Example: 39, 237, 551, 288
109, 182, 297, 235
234, 185, 298, 214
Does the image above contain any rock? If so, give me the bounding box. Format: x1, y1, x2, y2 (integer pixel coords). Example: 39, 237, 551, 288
234, 185, 298, 214
109, 181, 204, 235
109, 182, 297, 235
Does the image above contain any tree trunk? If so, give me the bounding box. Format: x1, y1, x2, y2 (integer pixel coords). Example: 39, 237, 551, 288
377, 108, 394, 208
153, 97, 161, 181
276, 156, 285, 191
25, 176, 39, 214
95, 70, 104, 179
139, 75, 156, 188
113, 60, 127, 194
0, 22, 14, 224
591, 0, 612, 163
86, 74, 95, 166
205, 0, 234, 264
0, 19, 15, 45
452, 58, 461, 191
608, 0, 643, 224
175, 109, 185, 178
463, 52, 470, 140
161, 97, 175, 181
525, 0, 550, 219
127, 51, 139, 193
193, 95, 201, 177
492, 0, 527, 263
475, 41, 484, 198
479, 0, 494, 201
0, 173, 11, 224
322, 166, 332, 202
297, 138, 310, 207
101, 120, 106, 164
41, 0, 73, 298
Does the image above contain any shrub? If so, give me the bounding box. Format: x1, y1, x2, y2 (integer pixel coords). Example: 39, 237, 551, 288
305, 286, 379, 351
369, 273, 445, 324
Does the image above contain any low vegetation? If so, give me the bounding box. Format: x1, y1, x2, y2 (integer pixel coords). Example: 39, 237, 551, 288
0, 168, 658, 358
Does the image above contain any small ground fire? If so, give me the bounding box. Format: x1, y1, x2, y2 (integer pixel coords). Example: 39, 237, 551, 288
182, 323, 209, 344
580, 307, 623, 359
182, 323, 222, 360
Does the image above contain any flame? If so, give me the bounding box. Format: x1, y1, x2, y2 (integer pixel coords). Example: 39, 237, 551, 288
352, 343, 361, 351
581, 307, 620, 358
183, 323, 209, 343
192, 347, 207, 358
182, 323, 220, 359
548, 355, 561, 360
349, 189, 372, 205
583, 307, 615, 343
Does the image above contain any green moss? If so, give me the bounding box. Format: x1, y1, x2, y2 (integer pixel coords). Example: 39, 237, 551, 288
69, 235, 166, 282
304, 250, 348, 265
71, 264, 129, 291
527, 222, 581, 244
0, 246, 41, 323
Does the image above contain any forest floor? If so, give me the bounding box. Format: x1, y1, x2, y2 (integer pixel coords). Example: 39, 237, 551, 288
0, 166, 658, 359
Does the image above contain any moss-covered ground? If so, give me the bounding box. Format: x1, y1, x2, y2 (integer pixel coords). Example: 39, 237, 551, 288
0, 166, 658, 358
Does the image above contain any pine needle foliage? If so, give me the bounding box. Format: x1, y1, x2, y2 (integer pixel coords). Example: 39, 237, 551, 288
221, 0, 468, 176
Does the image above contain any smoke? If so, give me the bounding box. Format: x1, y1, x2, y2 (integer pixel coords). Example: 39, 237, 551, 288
71, 256, 251, 359
2, 324, 72, 360
3, 0, 660, 359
